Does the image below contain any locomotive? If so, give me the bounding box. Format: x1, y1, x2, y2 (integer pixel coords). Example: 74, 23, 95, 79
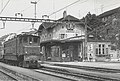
2, 32, 42, 68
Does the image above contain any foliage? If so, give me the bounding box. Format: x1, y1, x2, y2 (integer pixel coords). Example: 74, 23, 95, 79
84, 12, 105, 30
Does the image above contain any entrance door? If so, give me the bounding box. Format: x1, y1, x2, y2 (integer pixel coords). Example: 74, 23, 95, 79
51, 46, 60, 61
73, 45, 78, 61
69, 46, 74, 61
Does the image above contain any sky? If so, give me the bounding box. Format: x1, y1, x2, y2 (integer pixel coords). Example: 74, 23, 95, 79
0, 0, 120, 37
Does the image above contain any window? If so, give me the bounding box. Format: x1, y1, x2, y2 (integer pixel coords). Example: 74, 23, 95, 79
23, 37, 28, 43
66, 23, 74, 30
76, 34, 78, 36
33, 37, 38, 43
98, 44, 105, 55
29, 37, 32, 42
0, 42, 2, 46
106, 48, 108, 55
96, 48, 98, 55
49, 33, 51, 37
51, 46, 60, 57
102, 18, 104, 22
102, 44, 105, 54
110, 54, 113, 57
19, 38, 22, 43
107, 29, 109, 34
29, 37, 32, 44
99, 44, 101, 54
60, 34, 65, 39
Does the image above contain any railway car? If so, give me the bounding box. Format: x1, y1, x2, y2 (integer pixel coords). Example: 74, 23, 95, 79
3, 33, 42, 68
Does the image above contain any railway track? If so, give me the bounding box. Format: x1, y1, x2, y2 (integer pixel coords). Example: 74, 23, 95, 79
0, 70, 18, 81
51, 63, 120, 73
0, 66, 41, 81
35, 68, 90, 81
35, 66, 120, 81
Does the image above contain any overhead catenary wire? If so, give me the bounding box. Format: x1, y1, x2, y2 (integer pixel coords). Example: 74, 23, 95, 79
95, 1, 120, 13
49, 0, 88, 16
78, 0, 120, 17
20, 0, 41, 13
20, 5, 32, 12
16, 24, 32, 34
0, 0, 11, 14
37, 0, 41, 3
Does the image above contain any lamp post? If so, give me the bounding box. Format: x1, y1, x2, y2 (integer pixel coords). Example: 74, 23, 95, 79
31, 1, 37, 19
31, 1, 37, 30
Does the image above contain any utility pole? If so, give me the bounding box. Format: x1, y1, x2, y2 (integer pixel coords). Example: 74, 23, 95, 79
31, 1, 37, 30
83, 16, 88, 61
31, 1, 37, 19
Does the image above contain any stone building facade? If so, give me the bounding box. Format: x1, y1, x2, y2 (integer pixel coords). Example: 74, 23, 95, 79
38, 11, 112, 62
98, 7, 120, 61
38, 11, 87, 62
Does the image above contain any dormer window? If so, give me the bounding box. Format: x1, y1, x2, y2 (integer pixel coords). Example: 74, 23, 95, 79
66, 23, 75, 30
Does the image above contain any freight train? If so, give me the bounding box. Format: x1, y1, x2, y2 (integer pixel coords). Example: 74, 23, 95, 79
1, 33, 42, 68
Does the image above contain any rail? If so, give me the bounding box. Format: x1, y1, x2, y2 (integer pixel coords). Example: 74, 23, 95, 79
38, 64, 120, 81
35, 66, 120, 81
53, 63, 120, 73
0, 66, 41, 81
0, 69, 19, 81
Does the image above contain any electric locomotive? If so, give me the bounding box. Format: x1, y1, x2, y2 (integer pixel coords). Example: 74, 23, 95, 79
3, 32, 42, 68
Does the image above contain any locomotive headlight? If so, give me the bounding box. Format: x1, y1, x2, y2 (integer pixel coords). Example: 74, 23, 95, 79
29, 41, 32, 44
25, 51, 27, 53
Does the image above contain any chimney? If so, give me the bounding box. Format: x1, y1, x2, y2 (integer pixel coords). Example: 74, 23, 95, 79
63, 11, 67, 19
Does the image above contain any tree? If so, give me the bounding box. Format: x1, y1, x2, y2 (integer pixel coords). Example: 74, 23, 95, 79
82, 12, 105, 40
84, 12, 105, 30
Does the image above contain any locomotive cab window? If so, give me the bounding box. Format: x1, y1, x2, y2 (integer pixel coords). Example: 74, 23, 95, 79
29, 37, 33, 44
33, 37, 38, 43
29, 37, 32, 42
23, 37, 28, 43
19, 38, 22, 43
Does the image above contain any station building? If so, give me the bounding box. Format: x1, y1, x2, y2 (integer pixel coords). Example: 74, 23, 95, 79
38, 11, 111, 62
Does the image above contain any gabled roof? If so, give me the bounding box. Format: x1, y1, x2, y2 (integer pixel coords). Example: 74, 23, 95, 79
98, 7, 120, 18
58, 15, 80, 22
38, 15, 84, 32
42, 22, 55, 29
21, 30, 37, 35
38, 22, 57, 31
